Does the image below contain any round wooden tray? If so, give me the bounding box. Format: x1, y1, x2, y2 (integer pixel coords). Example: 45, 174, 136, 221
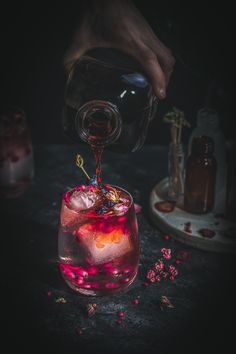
149, 178, 236, 253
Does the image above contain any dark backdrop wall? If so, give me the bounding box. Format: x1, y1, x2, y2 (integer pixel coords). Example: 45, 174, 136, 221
0, 1, 234, 145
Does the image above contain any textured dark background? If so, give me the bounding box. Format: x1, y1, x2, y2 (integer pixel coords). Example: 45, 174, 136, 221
1, 4, 235, 353
0, 1, 234, 145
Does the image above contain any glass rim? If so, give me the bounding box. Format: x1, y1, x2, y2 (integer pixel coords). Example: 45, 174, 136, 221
62, 184, 134, 219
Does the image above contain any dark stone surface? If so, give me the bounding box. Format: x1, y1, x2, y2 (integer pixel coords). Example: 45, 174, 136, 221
3, 144, 235, 354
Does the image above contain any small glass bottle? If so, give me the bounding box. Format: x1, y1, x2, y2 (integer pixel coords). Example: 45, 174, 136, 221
184, 135, 217, 214
188, 108, 227, 213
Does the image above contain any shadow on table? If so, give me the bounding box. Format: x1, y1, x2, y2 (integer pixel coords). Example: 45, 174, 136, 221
2, 214, 69, 350
2, 212, 235, 354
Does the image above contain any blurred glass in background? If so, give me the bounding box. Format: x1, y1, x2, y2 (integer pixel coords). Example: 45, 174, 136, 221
0, 108, 34, 198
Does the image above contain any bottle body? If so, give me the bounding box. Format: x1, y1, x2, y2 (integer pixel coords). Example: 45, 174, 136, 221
188, 108, 226, 213
184, 136, 217, 214
63, 48, 158, 152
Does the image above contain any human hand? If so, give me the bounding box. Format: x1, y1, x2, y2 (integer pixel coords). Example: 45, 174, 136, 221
64, 0, 175, 99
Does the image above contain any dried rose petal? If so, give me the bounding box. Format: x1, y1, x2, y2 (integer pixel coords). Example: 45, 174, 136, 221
134, 203, 142, 214
176, 250, 191, 262
153, 259, 165, 272
133, 298, 139, 305
154, 201, 176, 213
161, 248, 172, 260
117, 311, 125, 318
142, 282, 149, 287
160, 295, 174, 310
199, 228, 216, 238
147, 269, 156, 280
163, 234, 171, 240
47, 291, 52, 297
155, 275, 161, 282
168, 265, 178, 277
184, 222, 192, 233
149, 276, 156, 283
87, 303, 96, 317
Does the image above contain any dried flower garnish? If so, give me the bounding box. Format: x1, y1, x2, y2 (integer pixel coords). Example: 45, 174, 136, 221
86, 303, 97, 317
160, 296, 174, 310
163, 107, 190, 144
47, 291, 52, 297
154, 201, 176, 213
146, 246, 182, 284
199, 228, 215, 238
161, 248, 172, 259
55, 297, 67, 304
142, 282, 149, 287
168, 265, 178, 278
133, 298, 139, 305
105, 186, 120, 203
154, 259, 165, 272
147, 269, 156, 282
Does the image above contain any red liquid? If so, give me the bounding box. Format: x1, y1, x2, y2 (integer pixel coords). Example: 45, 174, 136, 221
92, 146, 103, 186
58, 185, 139, 296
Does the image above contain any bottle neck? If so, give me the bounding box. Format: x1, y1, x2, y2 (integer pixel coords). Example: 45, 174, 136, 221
190, 135, 215, 157
197, 108, 219, 131
76, 100, 122, 147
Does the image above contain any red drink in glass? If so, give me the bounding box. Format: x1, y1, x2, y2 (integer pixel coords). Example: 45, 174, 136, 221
58, 183, 139, 296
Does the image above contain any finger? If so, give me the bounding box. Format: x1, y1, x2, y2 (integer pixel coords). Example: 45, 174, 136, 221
134, 44, 167, 99
156, 49, 175, 86
148, 39, 175, 86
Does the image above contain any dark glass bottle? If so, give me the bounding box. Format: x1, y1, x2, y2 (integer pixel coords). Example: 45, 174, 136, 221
62, 48, 158, 152
184, 135, 217, 214
225, 140, 236, 221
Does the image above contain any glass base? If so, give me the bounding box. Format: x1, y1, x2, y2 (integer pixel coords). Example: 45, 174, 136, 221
62, 271, 138, 296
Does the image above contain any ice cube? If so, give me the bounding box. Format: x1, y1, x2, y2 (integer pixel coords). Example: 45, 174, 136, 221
76, 222, 132, 264
60, 203, 82, 232
69, 189, 99, 211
